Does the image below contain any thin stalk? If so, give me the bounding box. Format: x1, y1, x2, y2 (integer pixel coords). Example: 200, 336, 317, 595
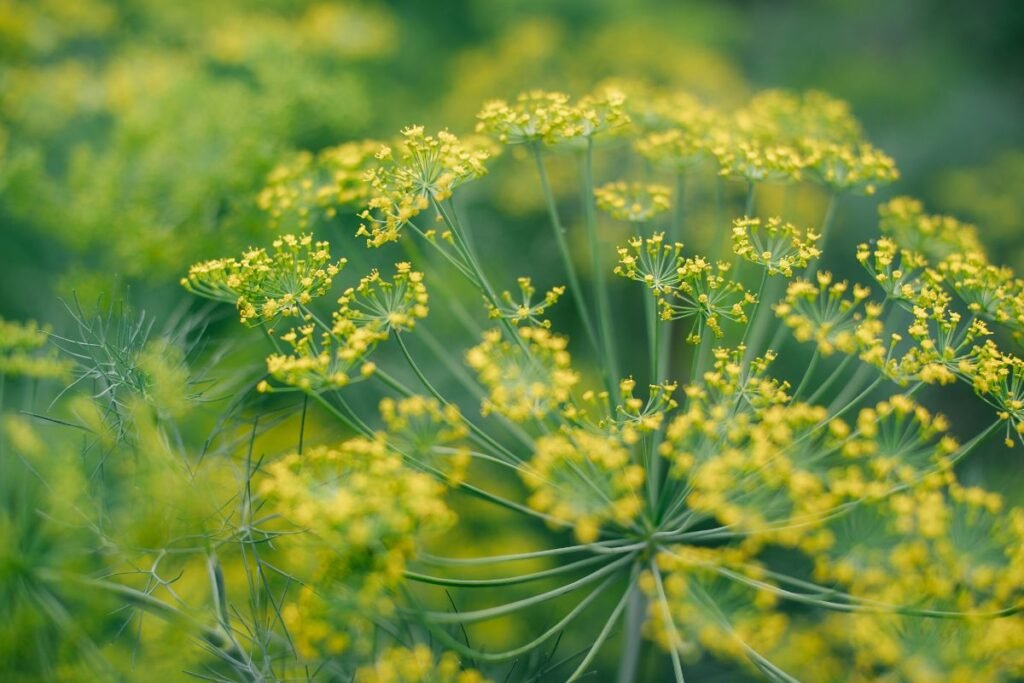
311, 394, 372, 437
416, 571, 620, 662
651, 563, 686, 683
615, 569, 648, 683
646, 291, 660, 384
805, 353, 854, 405
581, 139, 621, 390
740, 269, 769, 349
395, 332, 522, 461
39, 570, 238, 656
419, 540, 635, 566
405, 553, 612, 588
532, 145, 606, 390
454, 479, 577, 528
744, 181, 756, 218
565, 563, 640, 682
812, 191, 840, 263
668, 171, 687, 243
421, 553, 635, 624
789, 348, 820, 401
431, 198, 524, 348
711, 564, 1022, 620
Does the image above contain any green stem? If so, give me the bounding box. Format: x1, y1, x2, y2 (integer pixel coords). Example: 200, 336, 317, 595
422, 553, 635, 624
812, 192, 840, 264
39, 570, 240, 659
805, 353, 854, 405
405, 553, 612, 588
651, 562, 686, 683
532, 145, 607, 391
432, 198, 524, 347
395, 332, 521, 459
566, 563, 640, 682
312, 393, 372, 437
616, 571, 648, 683
646, 291, 660, 384
419, 539, 636, 566
581, 139, 621, 392
790, 348, 820, 401
740, 269, 769, 349
668, 171, 686, 243
744, 181, 756, 217
415, 571, 620, 662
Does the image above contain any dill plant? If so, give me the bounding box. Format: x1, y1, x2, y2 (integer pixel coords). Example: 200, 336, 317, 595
5, 85, 1023, 682
176, 85, 1024, 681
174, 85, 1024, 681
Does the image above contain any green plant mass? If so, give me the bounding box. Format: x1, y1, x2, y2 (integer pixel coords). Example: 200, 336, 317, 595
2, 2, 1024, 682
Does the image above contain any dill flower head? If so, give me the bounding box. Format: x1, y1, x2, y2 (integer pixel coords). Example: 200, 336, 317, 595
774, 272, 879, 356
335, 262, 430, 334
475, 90, 577, 145
476, 87, 629, 148
594, 180, 672, 223
879, 196, 985, 262
738, 89, 863, 143
574, 84, 632, 138
856, 236, 928, 301
732, 216, 821, 276
356, 646, 490, 683
260, 438, 455, 654
263, 322, 384, 392
633, 91, 719, 168
357, 127, 490, 247
257, 140, 380, 230
466, 326, 579, 422
617, 233, 754, 341
710, 131, 806, 183
0, 317, 72, 380
522, 427, 645, 542
799, 139, 899, 195
379, 395, 471, 484
486, 276, 565, 328
182, 233, 344, 326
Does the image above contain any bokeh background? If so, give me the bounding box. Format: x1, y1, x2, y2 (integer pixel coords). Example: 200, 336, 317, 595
2, 1, 1023, 680
3, 0, 1023, 319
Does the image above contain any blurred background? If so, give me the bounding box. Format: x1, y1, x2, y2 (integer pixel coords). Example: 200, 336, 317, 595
2, 0, 1023, 320
1, 1, 1023, 680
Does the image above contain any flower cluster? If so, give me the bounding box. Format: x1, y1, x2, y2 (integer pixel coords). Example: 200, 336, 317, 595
476, 87, 629, 146
355, 646, 490, 683
633, 88, 898, 190
486, 276, 565, 328
521, 427, 645, 542
594, 181, 672, 223
335, 262, 430, 334
617, 234, 752, 342
357, 127, 490, 247
259, 263, 427, 392
181, 233, 344, 326
257, 140, 380, 230
0, 317, 72, 380
732, 216, 821, 276
774, 272, 880, 356
466, 326, 579, 422
263, 322, 382, 392
259, 438, 455, 656
380, 394, 471, 484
